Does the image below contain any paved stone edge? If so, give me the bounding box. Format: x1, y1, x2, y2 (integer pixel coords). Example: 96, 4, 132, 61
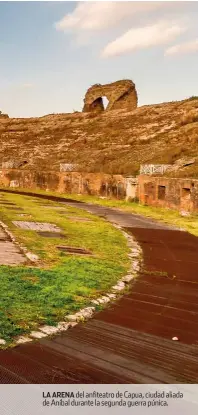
0, 222, 142, 348
0, 220, 39, 263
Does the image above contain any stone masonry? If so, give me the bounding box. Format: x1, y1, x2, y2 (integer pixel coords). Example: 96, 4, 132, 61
138, 175, 198, 212
82, 79, 138, 113
1, 168, 198, 212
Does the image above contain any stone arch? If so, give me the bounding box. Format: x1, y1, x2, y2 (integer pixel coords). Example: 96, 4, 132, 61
89, 96, 105, 113
82, 79, 137, 113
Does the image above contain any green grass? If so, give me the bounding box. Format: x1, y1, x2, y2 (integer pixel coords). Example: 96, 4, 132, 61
3, 187, 198, 237
0, 193, 130, 345
1, 186, 197, 345
58, 194, 198, 237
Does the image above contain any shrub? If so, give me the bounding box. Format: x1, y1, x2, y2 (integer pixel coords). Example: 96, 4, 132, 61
187, 96, 198, 101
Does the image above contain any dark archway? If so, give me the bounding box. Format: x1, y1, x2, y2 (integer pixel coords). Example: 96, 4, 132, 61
90, 97, 104, 112
89, 96, 109, 113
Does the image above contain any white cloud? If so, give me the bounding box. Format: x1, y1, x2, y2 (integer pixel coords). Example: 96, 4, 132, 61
165, 39, 198, 56
101, 21, 187, 58
55, 2, 173, 33
55, 2, 191, 59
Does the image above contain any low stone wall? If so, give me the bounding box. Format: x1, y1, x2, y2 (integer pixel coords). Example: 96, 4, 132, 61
138, 175, 198, 212
0, 169, 128, 199
2, 169, 197, 213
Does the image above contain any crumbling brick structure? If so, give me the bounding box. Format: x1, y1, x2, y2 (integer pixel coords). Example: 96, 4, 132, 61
138, 175, 198, 212
82, 79, 137, 113
0, 169, 126, 199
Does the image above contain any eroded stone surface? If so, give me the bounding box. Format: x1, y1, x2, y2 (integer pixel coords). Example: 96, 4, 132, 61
16, 336, 32, 344
57, 322, 70, 332
26, 252, 39, 262
0, 97, 198, 177
0, 225, 26, 265
83, 79, 137, 113
30, 331, 47, 339
66, 307, 95, 322
12, 221, 61, 232
112, 282, 125, 291
107, 293, 117, 299
91, 300, 100, 305
122, 275, 134, 283
66, 314, 78, 322
100, 296, 110, 303
69, 322, 78, 328
39, 325, 59, 335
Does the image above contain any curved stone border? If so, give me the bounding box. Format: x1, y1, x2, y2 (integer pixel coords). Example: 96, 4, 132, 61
0, 221, 142, 348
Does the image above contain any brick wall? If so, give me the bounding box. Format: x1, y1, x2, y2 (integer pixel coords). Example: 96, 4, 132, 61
1, 169, 198, 212
0, 169, 127, 199
138, 175, 198, 212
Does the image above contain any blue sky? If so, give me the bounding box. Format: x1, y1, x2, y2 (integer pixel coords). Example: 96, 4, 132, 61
0, 1, 198, 118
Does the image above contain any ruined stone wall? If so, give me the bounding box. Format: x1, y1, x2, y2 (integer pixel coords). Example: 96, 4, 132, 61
83, 80, 137, 113
138, 175, 198, 212
0, 169, 127, 199
1, 168, 197, 212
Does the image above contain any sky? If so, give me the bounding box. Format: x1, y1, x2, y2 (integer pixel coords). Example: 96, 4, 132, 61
0, 1, 198, 118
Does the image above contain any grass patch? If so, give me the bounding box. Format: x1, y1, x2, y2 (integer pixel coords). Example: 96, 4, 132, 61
60, 194, 198, 237
2, 187, 198, 237
187, 96, 198, 101
0, 193, 130, 344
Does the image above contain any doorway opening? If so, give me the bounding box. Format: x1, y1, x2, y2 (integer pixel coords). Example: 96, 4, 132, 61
158, 185, 166, 200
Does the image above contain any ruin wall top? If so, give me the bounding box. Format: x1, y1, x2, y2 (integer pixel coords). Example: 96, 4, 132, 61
82, 79, 137, 113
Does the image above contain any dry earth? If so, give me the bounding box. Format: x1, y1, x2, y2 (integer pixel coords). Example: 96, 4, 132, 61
0, 97, 198, 176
